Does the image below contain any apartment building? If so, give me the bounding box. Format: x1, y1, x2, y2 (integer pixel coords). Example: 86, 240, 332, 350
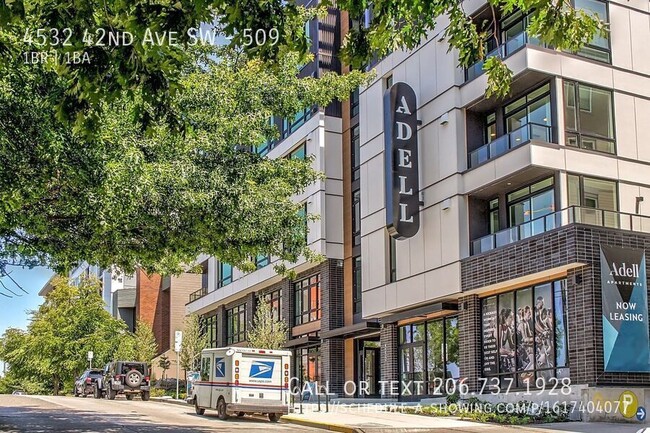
185, 4, 354, 394
357, 0, 650, 410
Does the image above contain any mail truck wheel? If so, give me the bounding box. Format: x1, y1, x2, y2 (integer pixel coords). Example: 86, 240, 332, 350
268, 413, 281, 422
217, 397, 229, 420
194, 398, 205, 415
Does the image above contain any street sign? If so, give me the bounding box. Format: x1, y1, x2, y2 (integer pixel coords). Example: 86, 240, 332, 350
637, 406, 646, 421
87, 351, 93, 360
174, 331, 183, 353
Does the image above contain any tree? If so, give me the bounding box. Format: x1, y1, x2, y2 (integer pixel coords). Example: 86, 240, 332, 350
113, 320, 159, 363
179, 314, 208, 373
247, 295, 289, 350
158, 354, 171, 379
0, 48, 367, 278
0, 277, 126, 394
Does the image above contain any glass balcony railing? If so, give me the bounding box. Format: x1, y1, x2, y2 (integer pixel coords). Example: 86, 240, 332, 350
469, 122, 551, 168
471, 206, 650, 255
465, 31, 544, 82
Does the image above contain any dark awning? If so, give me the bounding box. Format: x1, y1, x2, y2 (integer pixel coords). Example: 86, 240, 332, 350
284, 335, 320, 348
321, 321, 381, 339
383, 302, 458, 324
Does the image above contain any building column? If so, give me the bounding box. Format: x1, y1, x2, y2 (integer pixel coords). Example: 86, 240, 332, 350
459, 294, 481, 392
321, 338, 345, 396
321, 259, 345, 395
380, 323, 398, 398
216, 305, 227, 348
245, 291, 258, 331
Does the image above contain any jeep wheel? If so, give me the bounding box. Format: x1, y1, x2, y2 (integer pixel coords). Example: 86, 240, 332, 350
236, 412, 245, 417
141, 391, 150, 401
126, 394, 134, 401
194, 399, 205, 416
268, 413, 281, 423
217, 397, 228, 420
73, 387, 79, 397
93, 385, 101, 399
107, 387, 116, 400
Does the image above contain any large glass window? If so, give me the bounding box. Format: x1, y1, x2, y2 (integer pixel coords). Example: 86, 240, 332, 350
574, 0, 610, 63
352, 125, 361, 181
295, 345, 321, 384
289, 142, 306, 160
481, 280, 568, 388
200, 312, 218, 348
255, 254, 270, 269
489, 198, 499, 234
507, 177, 555, 236
226, 303, 247, 344
564, 81, 615, 153
353, 189, 361, 246
263, 288, 283, 322
399, 318, 459, 396
567, 174, 618, 227
504, 83, 552, 143
353, 256, 362, 315
294, 274, 321, 325
217, 262, 232, 289
351, 89, 360, 118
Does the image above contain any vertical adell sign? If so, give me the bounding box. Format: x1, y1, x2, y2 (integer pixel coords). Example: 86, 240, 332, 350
600, 245, 650, 372
384, 82, 420, 239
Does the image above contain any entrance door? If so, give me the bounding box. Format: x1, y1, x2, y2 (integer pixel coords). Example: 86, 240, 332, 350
399, 344, 426, 399
358, 343, 380, 397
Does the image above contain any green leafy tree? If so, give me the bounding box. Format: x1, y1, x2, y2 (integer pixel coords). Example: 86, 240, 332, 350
179, 314, 208, 373
247, 295, 289, 350
0, 48, 367, 278
0, 277, 126, 394
158, 354, 171, 379
113, 320, 159, 363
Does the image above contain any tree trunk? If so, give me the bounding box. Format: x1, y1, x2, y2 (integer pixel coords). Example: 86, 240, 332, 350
53, 374, 60, 396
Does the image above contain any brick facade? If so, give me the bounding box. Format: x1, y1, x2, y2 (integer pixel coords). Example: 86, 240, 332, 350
136, 270, 167, 353
461, 223, 650, 387
458, 294, 482, 392
380, 323, 398, 397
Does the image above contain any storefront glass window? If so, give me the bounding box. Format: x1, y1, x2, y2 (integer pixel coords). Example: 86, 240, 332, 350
481, 279, 569, 388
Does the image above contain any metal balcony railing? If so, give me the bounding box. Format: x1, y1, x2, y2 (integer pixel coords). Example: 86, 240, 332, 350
469, 123, 552, 168
471, 206, 650, 255
465, 31, 545, 82
189, 287, 208, 303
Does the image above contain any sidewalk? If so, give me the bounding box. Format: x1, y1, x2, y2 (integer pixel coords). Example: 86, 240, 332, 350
282, 403, 646, 433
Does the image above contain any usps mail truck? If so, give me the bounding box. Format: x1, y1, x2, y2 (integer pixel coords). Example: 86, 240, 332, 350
191, 347, 292, 422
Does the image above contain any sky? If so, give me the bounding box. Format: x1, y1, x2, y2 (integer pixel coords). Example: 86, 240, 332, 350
0, 266, 54, 375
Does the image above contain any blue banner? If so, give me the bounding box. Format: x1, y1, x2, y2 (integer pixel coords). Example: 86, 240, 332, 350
600, 245, 650, 372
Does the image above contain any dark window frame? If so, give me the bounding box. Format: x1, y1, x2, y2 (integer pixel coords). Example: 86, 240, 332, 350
263, 288, 283, 322
217, 261, 233, 289
351, 124, 361, 181
294, 274, 322, 325
226, 303, 247, 345
352, 255, 362, 315
352, 189, 361, 246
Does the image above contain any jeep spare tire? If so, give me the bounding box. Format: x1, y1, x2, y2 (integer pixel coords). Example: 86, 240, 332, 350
125, 370, 143, 388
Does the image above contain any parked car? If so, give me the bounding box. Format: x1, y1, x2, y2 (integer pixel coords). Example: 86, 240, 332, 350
74, 369, 104, 397
94, 361, 150, 401
11, 390, 26, 395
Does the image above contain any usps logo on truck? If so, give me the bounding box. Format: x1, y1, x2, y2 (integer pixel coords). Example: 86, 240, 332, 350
215, 358, 226, 378
250, 361, 275, 379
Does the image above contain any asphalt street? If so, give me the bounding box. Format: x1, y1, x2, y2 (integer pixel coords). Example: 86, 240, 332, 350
0, 394, 322, 432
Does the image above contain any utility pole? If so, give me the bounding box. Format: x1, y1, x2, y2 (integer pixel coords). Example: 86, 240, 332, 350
88, 351, 93, 369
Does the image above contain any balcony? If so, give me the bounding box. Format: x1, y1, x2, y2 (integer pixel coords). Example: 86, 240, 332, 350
465, 32, 545, 82
469, 123, 551, 168
189, 287, 208, 303
471, 206, 650, 255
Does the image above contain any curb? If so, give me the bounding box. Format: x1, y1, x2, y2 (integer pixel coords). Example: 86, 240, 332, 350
282, 415, 361, 433
151, 397, 190, 407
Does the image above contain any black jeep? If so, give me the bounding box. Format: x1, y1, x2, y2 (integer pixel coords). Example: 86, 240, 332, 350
94, 361, 150, 401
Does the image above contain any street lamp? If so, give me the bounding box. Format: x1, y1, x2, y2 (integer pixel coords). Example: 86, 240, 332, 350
87, 351, 94, 369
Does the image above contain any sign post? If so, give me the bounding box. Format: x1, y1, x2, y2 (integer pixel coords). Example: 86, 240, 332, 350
174, 331, 183, 400
87, 351, 94, 369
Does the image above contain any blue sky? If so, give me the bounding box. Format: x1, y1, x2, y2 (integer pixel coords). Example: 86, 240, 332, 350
0, 266, 53, 375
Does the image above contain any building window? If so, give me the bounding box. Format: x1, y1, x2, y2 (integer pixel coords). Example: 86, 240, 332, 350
263, 288, 283, 321
389, 236, 397, 283
564, 81, 614, 154
485, 112, 497, 144
504, 83, 552, 143
288, 142, 306, 160
353, 256, 362, 315
283, 106, 315, 138
350, 89, 360, 118
489, 198, 500, 234
398, 317, 459, 396
255, 254, 270, 269
217, 262, 232, 289
352, 189, 361, 246
481, 280, 569, 388
574, 0, 610, 63
385, 74, 393, 89
200, 312, 218, 348
507, 177, 555, 237
567, 174, 618, 227
294, 344, 321, 384
294, 274, 321, 325
226, 304, 247, 344
351, 124, 361, 181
